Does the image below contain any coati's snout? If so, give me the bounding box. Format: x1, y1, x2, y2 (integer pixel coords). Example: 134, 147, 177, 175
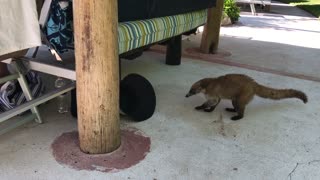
186, 82, 203, 98
185, 89, 196, 97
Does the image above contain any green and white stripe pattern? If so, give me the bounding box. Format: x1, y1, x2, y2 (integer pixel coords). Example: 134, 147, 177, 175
118, 10, 207, 54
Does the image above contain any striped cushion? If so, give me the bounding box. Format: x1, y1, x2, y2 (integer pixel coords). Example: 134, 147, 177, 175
44, 8, 207, 55
118, 9, 207, 54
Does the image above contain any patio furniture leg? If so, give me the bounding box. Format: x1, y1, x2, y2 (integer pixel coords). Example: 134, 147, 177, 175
166, 35, 182, 65
250, 3, 257, 15
13, 60, 42, 123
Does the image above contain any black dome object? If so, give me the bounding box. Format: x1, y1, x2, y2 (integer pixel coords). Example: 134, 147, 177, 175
120, 73, 156, 121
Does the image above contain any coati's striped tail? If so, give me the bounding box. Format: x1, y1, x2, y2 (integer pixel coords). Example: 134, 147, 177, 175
254, 83, 308, 103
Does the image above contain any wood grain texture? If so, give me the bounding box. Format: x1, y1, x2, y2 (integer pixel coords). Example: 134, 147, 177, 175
74, 0, 121, 154
200, 0, 224, 54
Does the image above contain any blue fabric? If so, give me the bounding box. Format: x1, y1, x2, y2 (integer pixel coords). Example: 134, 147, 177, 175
45, 0, 73, 53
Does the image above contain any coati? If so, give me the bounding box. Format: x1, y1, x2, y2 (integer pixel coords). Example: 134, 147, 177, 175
185, 74, 308, 120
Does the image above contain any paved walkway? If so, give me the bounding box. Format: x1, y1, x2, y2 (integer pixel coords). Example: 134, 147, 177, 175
184, 1, 320, 80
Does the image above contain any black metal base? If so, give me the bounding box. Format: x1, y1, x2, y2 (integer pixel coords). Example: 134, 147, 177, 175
70, 74, 156, 122
70, 89, 77, 118
165, 35, 182, 65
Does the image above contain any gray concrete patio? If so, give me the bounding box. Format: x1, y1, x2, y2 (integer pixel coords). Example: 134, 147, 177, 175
185, 1, 320, 80
0, 1, 320, 179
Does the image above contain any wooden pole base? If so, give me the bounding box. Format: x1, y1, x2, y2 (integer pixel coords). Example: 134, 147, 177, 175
200, 0, 225, 54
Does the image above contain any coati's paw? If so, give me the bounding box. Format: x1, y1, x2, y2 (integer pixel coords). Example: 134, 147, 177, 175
231, 115, 243, 120
204, 107, 215, 112
225, 108, 237, 112
195, 105, 205, 110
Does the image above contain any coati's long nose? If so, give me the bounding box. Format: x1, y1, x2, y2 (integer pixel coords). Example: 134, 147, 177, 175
185, 93, 192, 98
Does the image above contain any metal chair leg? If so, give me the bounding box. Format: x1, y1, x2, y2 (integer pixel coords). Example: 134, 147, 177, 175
13, 60, 43, 123
250, 3, 257, 15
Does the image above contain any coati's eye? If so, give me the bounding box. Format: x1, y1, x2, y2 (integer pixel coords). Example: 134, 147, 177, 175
189, 89, 196, 94
192, 87, 202, 93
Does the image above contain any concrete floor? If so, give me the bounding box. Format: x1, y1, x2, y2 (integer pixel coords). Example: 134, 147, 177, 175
1, 2, 320, 180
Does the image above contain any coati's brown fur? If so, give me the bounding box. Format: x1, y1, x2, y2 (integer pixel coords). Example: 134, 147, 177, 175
185, 74, 308, 120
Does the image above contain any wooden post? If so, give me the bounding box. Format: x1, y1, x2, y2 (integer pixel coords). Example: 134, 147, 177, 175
200, 0, 224, 54
74, 0, 121, 154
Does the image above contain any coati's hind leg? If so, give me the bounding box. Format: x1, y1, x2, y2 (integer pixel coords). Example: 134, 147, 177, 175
225, 100, 237, 112
231, 103, 245, 120
231, 94, 253, 121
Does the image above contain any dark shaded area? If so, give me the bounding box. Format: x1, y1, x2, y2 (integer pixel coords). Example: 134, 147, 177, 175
118, 0, 216, 22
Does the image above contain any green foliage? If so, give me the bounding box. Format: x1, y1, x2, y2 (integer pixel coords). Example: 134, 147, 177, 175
224, 0, 241, 23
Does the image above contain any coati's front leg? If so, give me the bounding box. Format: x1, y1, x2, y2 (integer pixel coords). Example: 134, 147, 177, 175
195, 102, 209, 110
195, 98, 221, 112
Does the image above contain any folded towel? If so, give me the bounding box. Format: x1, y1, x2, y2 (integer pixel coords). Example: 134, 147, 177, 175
0, 71, 44, 113
0, 0, 41, 56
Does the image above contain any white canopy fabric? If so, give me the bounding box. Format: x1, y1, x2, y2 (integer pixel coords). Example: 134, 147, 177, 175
0, 0, 41, 56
